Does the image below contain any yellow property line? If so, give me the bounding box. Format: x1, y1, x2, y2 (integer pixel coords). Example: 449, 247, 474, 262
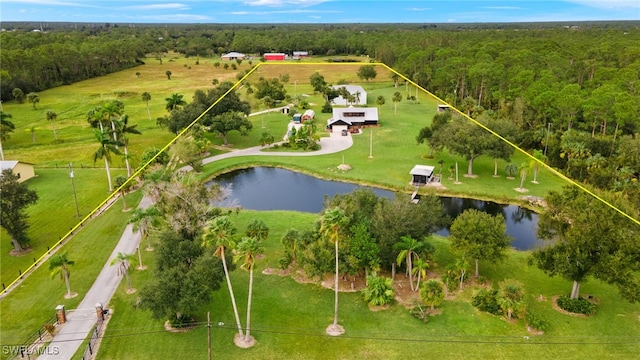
2, 61, 637, 297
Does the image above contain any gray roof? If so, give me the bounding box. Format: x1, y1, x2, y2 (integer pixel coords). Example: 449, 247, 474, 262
222, 52, 245, 58
410, 165, 435, 176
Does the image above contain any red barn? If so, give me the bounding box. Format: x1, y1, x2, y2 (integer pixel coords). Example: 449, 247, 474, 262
264, 53, 286, 61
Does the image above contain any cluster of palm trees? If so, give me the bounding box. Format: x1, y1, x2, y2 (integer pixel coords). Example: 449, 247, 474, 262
87, 101, 141, 191
394, 235, 432, 292
202, 216, 267, 347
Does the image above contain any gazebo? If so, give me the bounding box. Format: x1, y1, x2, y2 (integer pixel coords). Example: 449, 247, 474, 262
409, 165, 435, 186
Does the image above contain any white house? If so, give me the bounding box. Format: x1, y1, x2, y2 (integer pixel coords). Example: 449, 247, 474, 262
330, 85, 367, 106
0, 160, 36, 183
326, 106, 378, 132
221, 52, 246, 61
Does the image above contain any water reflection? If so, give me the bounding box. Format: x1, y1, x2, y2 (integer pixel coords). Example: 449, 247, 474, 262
207, 167, 543, 250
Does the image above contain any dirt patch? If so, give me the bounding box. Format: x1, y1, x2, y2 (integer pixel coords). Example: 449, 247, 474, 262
164, 320, 197, 333
514, 187, 529, 193
368, 304, 391, 312
262, 266, 291, 277
527, 326, 544, 336
393, 277, 422, 308
9, 247, 33, 257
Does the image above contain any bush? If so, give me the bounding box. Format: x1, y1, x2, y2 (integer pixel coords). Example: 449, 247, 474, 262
526, 312, 550, 332
556, 296, 596, 316
410, 306, 430, 323
362, 274, 394, 306
472, 288, 503, 315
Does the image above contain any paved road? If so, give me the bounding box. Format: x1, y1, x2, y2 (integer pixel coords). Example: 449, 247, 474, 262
38, 197, 152, 360
39, 132, 353, 359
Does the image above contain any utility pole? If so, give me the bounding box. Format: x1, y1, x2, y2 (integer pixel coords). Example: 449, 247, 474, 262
207, 312, 211, 360
68, 163, 80, 217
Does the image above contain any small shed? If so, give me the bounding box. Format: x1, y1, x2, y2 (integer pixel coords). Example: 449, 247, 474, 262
282, 106, 291, 114
302, 109, 315, 121
0, 160, 36, 183
409, 165, 435, 185
293, 114, 302, 123
437, 104, 451, 112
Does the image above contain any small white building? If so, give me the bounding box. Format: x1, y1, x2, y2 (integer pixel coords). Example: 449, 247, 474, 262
410, 165, 435, 185
221, 52, 246, 61
326, 106, 378, 132
331, 85, 367, 106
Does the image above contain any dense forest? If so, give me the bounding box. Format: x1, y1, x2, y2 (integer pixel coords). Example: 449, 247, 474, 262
1, 21, 639, 212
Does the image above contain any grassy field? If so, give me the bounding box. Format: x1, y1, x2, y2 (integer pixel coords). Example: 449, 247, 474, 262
94, 210, 640, 359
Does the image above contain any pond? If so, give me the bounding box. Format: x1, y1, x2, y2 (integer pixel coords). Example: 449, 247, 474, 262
207, 167, 543, 251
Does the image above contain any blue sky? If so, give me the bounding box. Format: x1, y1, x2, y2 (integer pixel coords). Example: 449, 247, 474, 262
1, 0, 638, 24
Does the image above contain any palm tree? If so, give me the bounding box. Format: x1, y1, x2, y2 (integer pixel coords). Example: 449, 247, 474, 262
12, 88, 24, 104
165, 93, 186, 112
420, 280, 445, 311
141, 92, 152, 121
234, 236, 265, 347
202, 216, 244, 339
130, 206, 161, 251
49, 253, 75, 298
412, 258, 430, 291
27, 92, 39, 109
114, 175, 133, 211
245, 219, 269, 241
529, 149, 546, 184
116, 114, 142, 177
46, 110, 59, 141
504, 163, 518, 179
497, 280, 525, 320
394, 235, 425, 291
93, 129, 122, 192
518, 162, 529, 191
0, 111, 15, 161
281, 229, 301, 263
319, 207, 348, 336
110, 252, 136, 292
392, 91, 402, 115
376, 95, 385, 114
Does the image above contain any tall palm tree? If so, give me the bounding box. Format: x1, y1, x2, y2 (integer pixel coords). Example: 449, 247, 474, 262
0, 111, 15, 161
46, 110, 58, 141
141, 92, 152, 121
518, 162, 529, 191
392, 91, 402, 115
202, 216, 244, 339
130, 206, 161, 251
110, 252, 136, 292
116, 114, 142, 177
101, 101, 124, 145
319, 207, 348, 336
411, 258, 430, 291
165, 93, 186, 112
49, 253, 75, 298
529, 149, 546, 184
234, 236, 265, 346
93, 129, 122, 192
394, 235, 426, 291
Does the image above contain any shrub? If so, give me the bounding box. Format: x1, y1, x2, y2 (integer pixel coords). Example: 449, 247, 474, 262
362, 274, 395, 306
557, 296, 596, 316
410, 306, 430, 323
472, 288, 503, 315
526, 312, 550, 332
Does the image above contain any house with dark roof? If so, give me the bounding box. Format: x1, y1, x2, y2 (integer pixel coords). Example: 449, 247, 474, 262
326, 106, 378, 132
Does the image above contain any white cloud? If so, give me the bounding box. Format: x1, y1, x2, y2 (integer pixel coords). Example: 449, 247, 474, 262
123, 3, 190, 11
136, 13, 211, 21
564, 0, 640, 9
408, 7, 431, 11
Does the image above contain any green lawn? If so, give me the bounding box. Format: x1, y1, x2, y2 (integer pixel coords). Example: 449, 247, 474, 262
0, 191, 142, 358
94, 211, 640, 359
